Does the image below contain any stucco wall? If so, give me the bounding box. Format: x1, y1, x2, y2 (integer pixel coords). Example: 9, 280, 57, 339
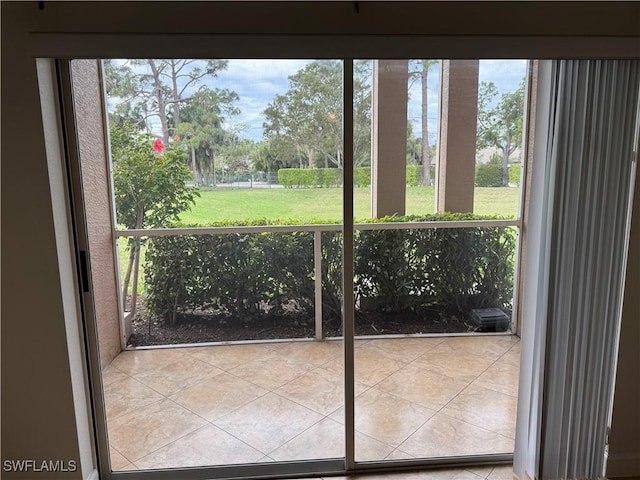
71, 60, 123, 367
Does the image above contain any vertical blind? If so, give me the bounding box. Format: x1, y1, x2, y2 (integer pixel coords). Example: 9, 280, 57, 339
538, 60, 639, 479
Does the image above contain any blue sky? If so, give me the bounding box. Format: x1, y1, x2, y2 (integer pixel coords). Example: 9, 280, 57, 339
116, 59, 527, 142
212, 59, 527, 142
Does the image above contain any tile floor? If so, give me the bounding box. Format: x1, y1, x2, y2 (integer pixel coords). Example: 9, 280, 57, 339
293, 464, 516, 479
103, 335, 520, 473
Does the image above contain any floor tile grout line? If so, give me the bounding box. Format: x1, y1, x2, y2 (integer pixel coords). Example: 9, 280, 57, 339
107, 336, 520, 470
435, 385, 517, 442
431, 343, 516, 420
105, 396, 166, 423
128, 422, 213, 466
436, 409, 516, 442
261, 413, 335, 459
109, 445, 136, 469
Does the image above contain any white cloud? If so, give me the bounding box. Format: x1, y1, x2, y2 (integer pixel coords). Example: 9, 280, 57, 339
106, 58, 528, 142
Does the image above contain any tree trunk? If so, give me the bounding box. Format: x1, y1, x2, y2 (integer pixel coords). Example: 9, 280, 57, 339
148, 60, 170, 144
421, 65, 432, 187
121, 241, 136, 311
130, 240, 141, 319
171, 60, 181, 131
129, 203, 144, 318
212, 152, 217, 186
190, 145, 197, 183
502, 148, 510, 186
307, 148, 315, 169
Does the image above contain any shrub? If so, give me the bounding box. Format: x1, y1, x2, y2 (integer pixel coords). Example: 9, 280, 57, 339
316, 168, 342, 188
354, 214, 515, 314
406, 165, 423, 186
279, 165, 436, 188
144, 214, 515, 323
278, 168, 341, 187
354, 167, 371, 187
475, 162, 503, 187
509, 163, 521, 186
278, 168, 312, 188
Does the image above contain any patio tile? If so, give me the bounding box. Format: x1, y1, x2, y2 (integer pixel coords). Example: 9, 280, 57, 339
269, 417, 393, 462
375, 363, 469, 410
398, 412, 514, 458
134, 424, 263, 469
467, 466, 496, 478
109, 348, 188, 376
213, 392, 324, 454
352, 387, 437, 448
102, 366, 130, 387
276, 367, 366, 416
229, 356, 315, 390
386, 448, 417, 460
104, 335, 520, 470
343, 469, 485, 479
103, 376, 164, 420
440, 384, 517, 438
256, 456, 275, 463
169, 372, 268, 421
108, 398, 207, 461
109, 447, 130, 470
500, 343, 521, 367
430, 336, 516, 362
184, 343, 278, 370
472, 360, 520, 397
413, 350, 495, 382
358, 337, 445, 364
133, 355, 224, 396
325, 348, 406, 387
487, 466, 515, 479
272, 340, 343, 367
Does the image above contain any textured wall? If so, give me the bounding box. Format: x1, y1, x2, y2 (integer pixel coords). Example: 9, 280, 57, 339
1, 5, 83, 478
71, 60, 122, 366
437, 60, 479, 213
607, 163, 640, 477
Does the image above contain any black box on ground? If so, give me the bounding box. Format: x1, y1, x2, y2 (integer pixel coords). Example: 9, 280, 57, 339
469, 308, 510, 332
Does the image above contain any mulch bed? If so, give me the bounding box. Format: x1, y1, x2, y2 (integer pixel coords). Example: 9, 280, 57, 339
127, 301, 478, 347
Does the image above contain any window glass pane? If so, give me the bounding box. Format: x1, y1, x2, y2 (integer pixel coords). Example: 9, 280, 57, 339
353, 58, 524, 463
86, 59, 346, 471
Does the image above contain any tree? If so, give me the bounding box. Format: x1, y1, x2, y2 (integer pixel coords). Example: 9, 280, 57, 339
263, 60, 371, 170
409, 60, 439, 186
477, 79, 526, 186
177, 86, 240, 186
104, 59, 239, 183
111, 122, 199, 316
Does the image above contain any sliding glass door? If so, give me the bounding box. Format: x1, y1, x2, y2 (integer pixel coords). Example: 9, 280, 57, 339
65, 54, 525, 479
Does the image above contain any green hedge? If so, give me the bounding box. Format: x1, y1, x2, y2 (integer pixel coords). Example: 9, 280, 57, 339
278, 168, 342, 188
406, 165, 436, 186
475, 163, 503, 187
354, 167, 371, 187
278, 164, 519, 188
509, 163, 521, 186
278, 166, 437, 188
475, 162, 522, 187
144, 214, 515, 323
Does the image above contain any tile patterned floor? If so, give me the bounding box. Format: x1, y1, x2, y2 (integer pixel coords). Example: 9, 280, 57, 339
103, 335, 520, 472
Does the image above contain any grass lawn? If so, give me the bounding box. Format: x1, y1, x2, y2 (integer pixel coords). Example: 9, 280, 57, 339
119, 186, 520, 295
178, 186, 520, 224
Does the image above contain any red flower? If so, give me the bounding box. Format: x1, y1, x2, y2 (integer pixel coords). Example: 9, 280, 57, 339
152, 138, 165, 153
